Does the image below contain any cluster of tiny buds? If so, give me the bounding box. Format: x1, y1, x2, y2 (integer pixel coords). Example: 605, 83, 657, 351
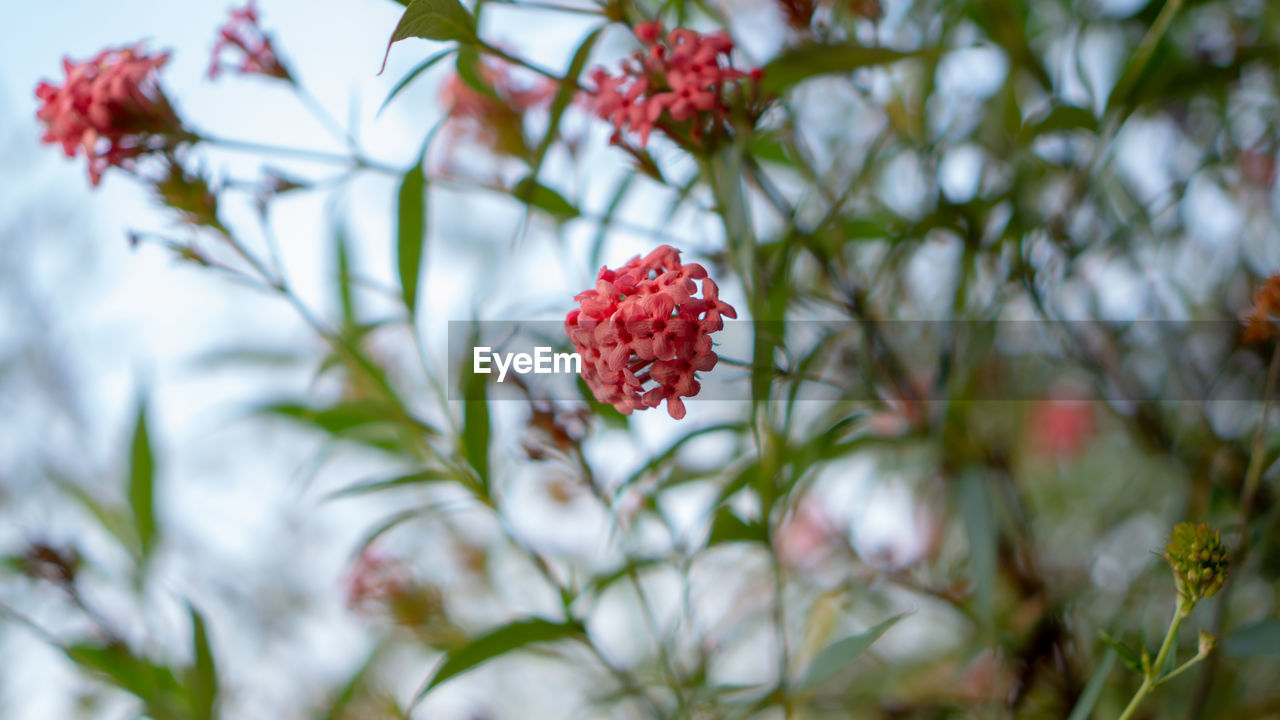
1164, 522, 1229, 608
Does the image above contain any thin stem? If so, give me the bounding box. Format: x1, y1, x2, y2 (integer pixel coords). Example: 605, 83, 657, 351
1117, 597, 1188, 720
1241, 342, 1280, 515
198, 133, 403, 175
1156, 646, 1210, 687
496, 0, 607, 15
293, 84, 359, 151
478, 41, 561, 81
1187, 339, 1280, 717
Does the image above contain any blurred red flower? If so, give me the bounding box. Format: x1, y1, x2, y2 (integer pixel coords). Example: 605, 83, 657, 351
209, 1, 292, 82
1028, 396, 1095, 458
35, 44, 183, 185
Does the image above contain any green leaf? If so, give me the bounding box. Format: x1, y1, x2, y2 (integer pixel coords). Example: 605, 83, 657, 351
184, 604, 219, 720
1224, 618, 1280, 657
512, 176, 580, 221
958, 471, 996, 627
396, 161, 428, 315
525, 26, 602, 177
259, 400, 434, 437
334, 220, 357, 331
798, 612, 910, 690
461, 323, 491, 490
1019, 104, 1098, 142
761, 43, 921, 94
128, 397, 157, 565
706, 507, 767, 547
256, 399, 437, 459
65, 642, 187, 720
381, 0, 478, 74
379, 48, 455, 114
411, 618, 584, 705
454, 46, 503, 102
323, 468, 456, 501
1066, 648, 1115, 720
1099, 631, 1143, 673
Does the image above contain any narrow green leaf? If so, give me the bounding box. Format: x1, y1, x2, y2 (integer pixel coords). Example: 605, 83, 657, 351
454, 46, 503, 102
258, 400, 436, 437
798, 612, 911, 690
396, 162, 428, 315
185, 604, 219, 720
324, 469, 455, 501
334, 220, 357, 331
1066, 648, 1115, 720
1019, 104, 1098, 141
1099, 631, 1143, 673
512, 176, 580, 221
958, 472, 996, 627
128, 398, 157, 564
379, 48, 455, 115
65, 642, 186, 720
762, 44, 921, 94
1105, 0, 1184, 114
412, 619, 584, 705
461, 324, 491, 490
381, 0, 478, 74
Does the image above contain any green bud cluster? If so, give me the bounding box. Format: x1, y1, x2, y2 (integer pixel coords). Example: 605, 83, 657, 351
1165, 522, 1228, 605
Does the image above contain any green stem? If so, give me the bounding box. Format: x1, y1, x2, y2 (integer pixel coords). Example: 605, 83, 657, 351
477, 41, 561, 81
1109, 0, 1184, 111
197, 133, 403, 175
1117, 597, 1188, 720
1156, 647, 1210, 686
1241, 342, 1280, 515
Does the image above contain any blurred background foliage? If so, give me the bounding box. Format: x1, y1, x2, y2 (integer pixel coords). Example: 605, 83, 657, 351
3, 0, 1280, 717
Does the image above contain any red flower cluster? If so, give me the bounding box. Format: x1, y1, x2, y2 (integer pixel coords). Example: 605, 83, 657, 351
589, 22, 761, 146
1244, 273, 1280, 344
35, 45, 183, 185
209, 2, 291, 82
566, 245, 737, 420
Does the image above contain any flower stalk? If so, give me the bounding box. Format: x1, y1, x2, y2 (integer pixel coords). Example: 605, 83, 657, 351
1117, 523, 1228, 719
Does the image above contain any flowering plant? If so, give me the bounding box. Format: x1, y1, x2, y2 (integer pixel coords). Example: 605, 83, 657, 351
6, 0, 1280, 719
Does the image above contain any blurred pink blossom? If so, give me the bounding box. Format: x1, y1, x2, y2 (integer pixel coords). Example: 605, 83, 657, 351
344, 547, 410, 610
439, 60, 554, 160
35, 44, 183, 185
1029, 396, 1095, 458
209, 2, 292, 82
